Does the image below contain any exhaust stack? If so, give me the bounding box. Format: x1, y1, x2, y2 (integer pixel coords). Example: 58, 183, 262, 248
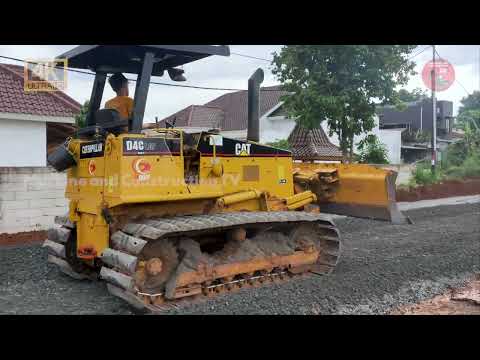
247, 68, 264, 142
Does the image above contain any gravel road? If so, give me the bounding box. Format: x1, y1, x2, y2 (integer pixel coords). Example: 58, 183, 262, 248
1, 203, 479, 315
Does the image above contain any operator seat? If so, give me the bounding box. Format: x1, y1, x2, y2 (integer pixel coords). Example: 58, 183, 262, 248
76, 109, 130, 137
94, 109, 130, 135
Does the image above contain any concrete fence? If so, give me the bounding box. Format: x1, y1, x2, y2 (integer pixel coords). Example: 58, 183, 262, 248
0, 167, 68, 234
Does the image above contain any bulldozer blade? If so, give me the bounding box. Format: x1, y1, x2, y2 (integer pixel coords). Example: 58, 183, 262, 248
295, 163, 407, 224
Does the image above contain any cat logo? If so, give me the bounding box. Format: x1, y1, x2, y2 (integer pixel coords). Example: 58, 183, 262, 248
235, 143, 252, 156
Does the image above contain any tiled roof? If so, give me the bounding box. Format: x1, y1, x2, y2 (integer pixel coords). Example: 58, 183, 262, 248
288, 124, 343, 161
160, 85, 289, 131
0, 64, 81, 117
159, 105, 225, 129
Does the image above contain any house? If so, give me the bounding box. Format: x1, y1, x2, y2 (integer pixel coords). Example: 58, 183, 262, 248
0, 63, 80, 237
320, 117, 404, 164
378, 98, 454, 135
377, 99, 462, 162
151, 85, 296, 143
152, 85, 403, 164
0, 64, 79, 166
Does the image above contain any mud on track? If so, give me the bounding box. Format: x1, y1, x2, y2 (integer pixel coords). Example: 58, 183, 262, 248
0, 203, 479, 314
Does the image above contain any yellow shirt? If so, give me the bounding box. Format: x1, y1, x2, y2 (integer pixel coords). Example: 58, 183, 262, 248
105, 96, 134, 120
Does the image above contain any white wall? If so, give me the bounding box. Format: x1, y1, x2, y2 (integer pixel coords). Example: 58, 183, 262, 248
260, 116, 297, 143
0, 119, 46, 167
321, 116, 403, 164
0, 167, 68, 234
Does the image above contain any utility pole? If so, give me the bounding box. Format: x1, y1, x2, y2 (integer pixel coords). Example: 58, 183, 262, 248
431, 45, 437, 173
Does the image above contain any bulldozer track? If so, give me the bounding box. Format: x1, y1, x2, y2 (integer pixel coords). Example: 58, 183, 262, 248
107, 268, 311, 313
45, 212, 341, 313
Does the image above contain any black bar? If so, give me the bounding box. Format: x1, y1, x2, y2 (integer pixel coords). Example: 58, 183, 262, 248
85, 72, 107, 127
131, 52, 155, 133
247, 68, 264, 142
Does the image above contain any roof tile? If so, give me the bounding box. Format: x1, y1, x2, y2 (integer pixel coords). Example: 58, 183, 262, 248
0, 63, 81, 117
288, 125, 343, 161
160, 85, 289, 131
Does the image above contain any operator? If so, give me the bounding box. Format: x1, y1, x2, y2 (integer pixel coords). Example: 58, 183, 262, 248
105, 73, 134, 120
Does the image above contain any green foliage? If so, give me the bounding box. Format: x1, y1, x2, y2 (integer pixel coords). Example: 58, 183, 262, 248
441, 123, 480, 179
391, 88, 429, 112
410, 161, 443, 186
458, 90, 480, 114
457, 91, 480, 131
265, 139, 291, 150
75, 100, 90, 128
410, 126, 480, 186
442, 140, 469, 168
271, 45, 417, 159
356, 134, 389, 164
396, 88, 429, 103
444, 154, 480, 179
456, 109, 480, 131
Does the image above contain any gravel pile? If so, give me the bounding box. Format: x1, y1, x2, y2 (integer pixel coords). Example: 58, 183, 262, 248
0, 203, 478, 315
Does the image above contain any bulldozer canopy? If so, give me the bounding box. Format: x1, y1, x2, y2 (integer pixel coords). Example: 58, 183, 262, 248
57, 45, 230, 76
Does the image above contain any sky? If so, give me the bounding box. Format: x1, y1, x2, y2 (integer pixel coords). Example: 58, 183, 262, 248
0, 45, 478, 123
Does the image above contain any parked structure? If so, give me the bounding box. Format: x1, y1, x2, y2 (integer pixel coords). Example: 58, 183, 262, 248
0, 63, 79, 235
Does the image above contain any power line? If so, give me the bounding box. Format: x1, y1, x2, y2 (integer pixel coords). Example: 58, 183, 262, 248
230, 51, 272, 62
408, 45, 432, 61
0, 54, 283, 92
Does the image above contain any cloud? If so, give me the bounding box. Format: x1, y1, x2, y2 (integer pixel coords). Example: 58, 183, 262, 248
0, 45, 477, 120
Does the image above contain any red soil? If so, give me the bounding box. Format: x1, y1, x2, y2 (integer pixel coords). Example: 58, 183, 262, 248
396, 178, 480, 202
0, 230, 47, 247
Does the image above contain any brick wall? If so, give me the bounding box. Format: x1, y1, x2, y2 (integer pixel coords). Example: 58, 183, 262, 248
0, 167, 68, 234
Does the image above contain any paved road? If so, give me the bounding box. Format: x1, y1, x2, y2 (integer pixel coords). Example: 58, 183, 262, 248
0, 203, 479, 315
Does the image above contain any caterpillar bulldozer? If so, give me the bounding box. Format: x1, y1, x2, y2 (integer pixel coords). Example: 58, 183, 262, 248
45, 45, 406, 312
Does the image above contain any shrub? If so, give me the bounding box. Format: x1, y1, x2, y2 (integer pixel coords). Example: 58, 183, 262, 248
410, 161, 443, 186
266, 139, 290, 151
462, 154, 480, 177
356, 134, 389, 164
444, 155, 480, 179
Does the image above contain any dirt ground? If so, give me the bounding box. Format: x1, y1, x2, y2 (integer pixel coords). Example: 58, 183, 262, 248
391, 276, 480, 315
1, 202, 478, 315
396, 178, 480, 202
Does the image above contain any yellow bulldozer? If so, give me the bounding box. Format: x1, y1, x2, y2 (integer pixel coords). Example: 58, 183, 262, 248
45, 45, 405, 311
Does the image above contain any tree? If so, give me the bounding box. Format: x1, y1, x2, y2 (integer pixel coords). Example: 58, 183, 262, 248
75, 100, 90, 128
457, 91, 480, 131
396, 88, 429, 103
356, 134, 389, 164
265, 139, 290, 150
458, 90, 480, 114
457, 109, 480, 131
271, 45, 417, 160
